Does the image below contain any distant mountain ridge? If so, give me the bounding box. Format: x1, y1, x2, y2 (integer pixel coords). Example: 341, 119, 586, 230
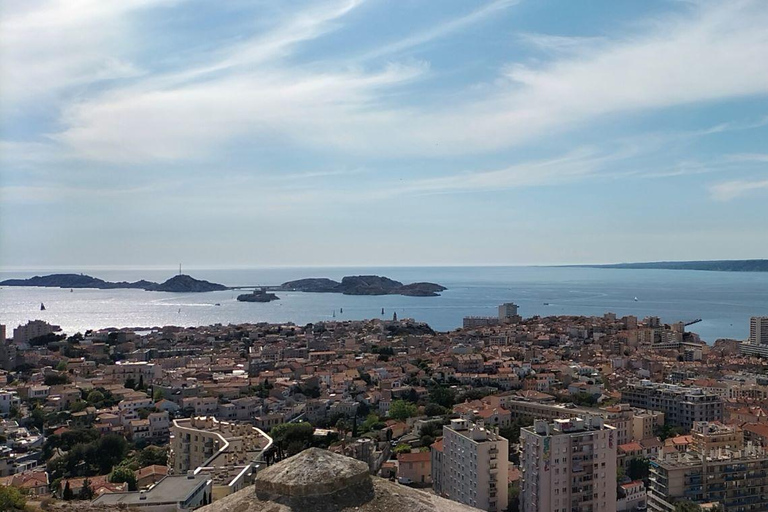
0, 273, 227, 292
575, 259, 768, 272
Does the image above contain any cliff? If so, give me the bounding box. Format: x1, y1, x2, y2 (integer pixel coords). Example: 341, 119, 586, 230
199, 448, 478, 512
279, 275, 447, 297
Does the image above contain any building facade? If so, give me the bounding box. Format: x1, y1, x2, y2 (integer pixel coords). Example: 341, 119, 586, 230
520, 416, 618, 512
621, 381, 723, 430
648, 423, 768, 512
432, 418, 509, 512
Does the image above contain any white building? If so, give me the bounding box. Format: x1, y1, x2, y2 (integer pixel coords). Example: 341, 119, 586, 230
170, 417, 273, 501
498, 302, 521, 322
12, 320, 60, 345
520, 416, 617, 512
432, 418, 508, 512
750, 317, 768, 345
0, 391, 21, 416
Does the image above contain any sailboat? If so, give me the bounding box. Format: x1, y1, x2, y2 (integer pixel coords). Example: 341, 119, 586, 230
332, 310, 336, 318
340, 308, 343, 314
40, 303, 46, 311
381, 308, 385, 315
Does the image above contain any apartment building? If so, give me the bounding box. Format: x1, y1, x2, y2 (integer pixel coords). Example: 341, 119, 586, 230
621, 381, 723, 430
12, 320, 60, 345
742, 317, 768, 357
169, 416, 272, 500
432, 418, 509, 512
648, 421, 768, 512
520, 416, 617, 512
750, 317, 768, 345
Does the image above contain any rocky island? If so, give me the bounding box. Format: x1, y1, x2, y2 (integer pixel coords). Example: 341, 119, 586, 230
280, 275, 447, 297
237, 289, 280, 302
0, 273, 228, 293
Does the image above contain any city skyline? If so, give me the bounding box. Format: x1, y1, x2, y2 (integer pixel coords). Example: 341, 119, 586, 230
2, 0, 768, 267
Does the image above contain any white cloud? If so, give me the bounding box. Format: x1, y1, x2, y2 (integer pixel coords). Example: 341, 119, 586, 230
709, 179, 768, 201
31, 0, 768, 165
0, 0, 180, 109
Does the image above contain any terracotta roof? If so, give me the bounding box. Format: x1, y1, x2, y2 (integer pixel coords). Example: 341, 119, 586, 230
431, 438, 444, 452
397, 451, 430, 463
136, 465, 169, 479
618, 442, 643, 453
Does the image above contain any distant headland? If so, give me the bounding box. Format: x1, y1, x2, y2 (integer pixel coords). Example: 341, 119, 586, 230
280, 275, 447, 297
572, 259, 768, 272
0, 273, 228, 293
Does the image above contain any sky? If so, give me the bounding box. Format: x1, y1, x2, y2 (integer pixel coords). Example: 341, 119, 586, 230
1, 0, 767, 269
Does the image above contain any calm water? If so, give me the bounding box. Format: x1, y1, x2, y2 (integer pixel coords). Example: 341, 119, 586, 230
1, 266, 767, 343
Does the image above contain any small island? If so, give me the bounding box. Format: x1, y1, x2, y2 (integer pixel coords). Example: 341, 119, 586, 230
0, 273, 228, 293
237, 289, 280, 303
280, 275, 447, 297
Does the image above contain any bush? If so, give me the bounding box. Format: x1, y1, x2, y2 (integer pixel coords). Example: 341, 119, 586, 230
0, 485, 26, 510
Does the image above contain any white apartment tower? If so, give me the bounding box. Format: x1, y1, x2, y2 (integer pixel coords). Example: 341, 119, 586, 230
433, 418, 509, 512
521, 416, 617, 512
750, 317, 768, 345
498, 302, 521, 323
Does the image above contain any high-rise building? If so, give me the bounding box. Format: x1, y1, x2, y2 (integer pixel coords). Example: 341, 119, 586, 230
12, 320, 61, 344
498, 303, 521, 323
621, 381, 723, 430
648, 422, 768, 512
520, 416, 617, 512
750, 317, 768, 345
432, 418, 509, 512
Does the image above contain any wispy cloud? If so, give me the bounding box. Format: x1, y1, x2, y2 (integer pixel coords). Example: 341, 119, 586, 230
359, 0, 519, 60
709, 179, 768, 201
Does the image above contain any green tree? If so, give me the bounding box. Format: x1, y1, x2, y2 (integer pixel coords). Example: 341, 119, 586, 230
78, 478, 94, 500
424, 403, 448, 417
153, 389, 164, 401
110, 466, 137, 491
63, 481, 74, 500
44, 373, 69, 386
270, 422, 315, 459
86, 390, 105, 405
394, 443, 412, 455
508, 481, 520, 512
628, 458, 651, 481
675, 500, 702, 512
124, 377, 136, 389
0, 485, 26, 510
138, 445, 168, 467
56, 360, 68, 371
428, 386, 456, 408
655, 423, 685, 441
388, 400, 417, 421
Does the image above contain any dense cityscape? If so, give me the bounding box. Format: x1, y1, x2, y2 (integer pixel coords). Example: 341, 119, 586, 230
1, 305, 767, 511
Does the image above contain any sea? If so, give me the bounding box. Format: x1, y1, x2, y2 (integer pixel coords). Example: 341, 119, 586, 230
1, 266, 767, 344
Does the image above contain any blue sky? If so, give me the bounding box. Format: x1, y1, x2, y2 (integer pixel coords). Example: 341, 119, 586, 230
1, 0, 767, 268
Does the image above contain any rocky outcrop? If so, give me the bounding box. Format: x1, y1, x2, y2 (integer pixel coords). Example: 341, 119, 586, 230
0, 273, 150, 290
279, 275, 446, 297
280, 278, 341, 293
395, 282, 447, 297
237, 289, 280, 302
148, 274, 227, 292
199, 448, 478, 512
1, 273, 228, 293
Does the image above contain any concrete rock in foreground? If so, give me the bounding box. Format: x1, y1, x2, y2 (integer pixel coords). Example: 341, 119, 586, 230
199, 448, 479, 512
